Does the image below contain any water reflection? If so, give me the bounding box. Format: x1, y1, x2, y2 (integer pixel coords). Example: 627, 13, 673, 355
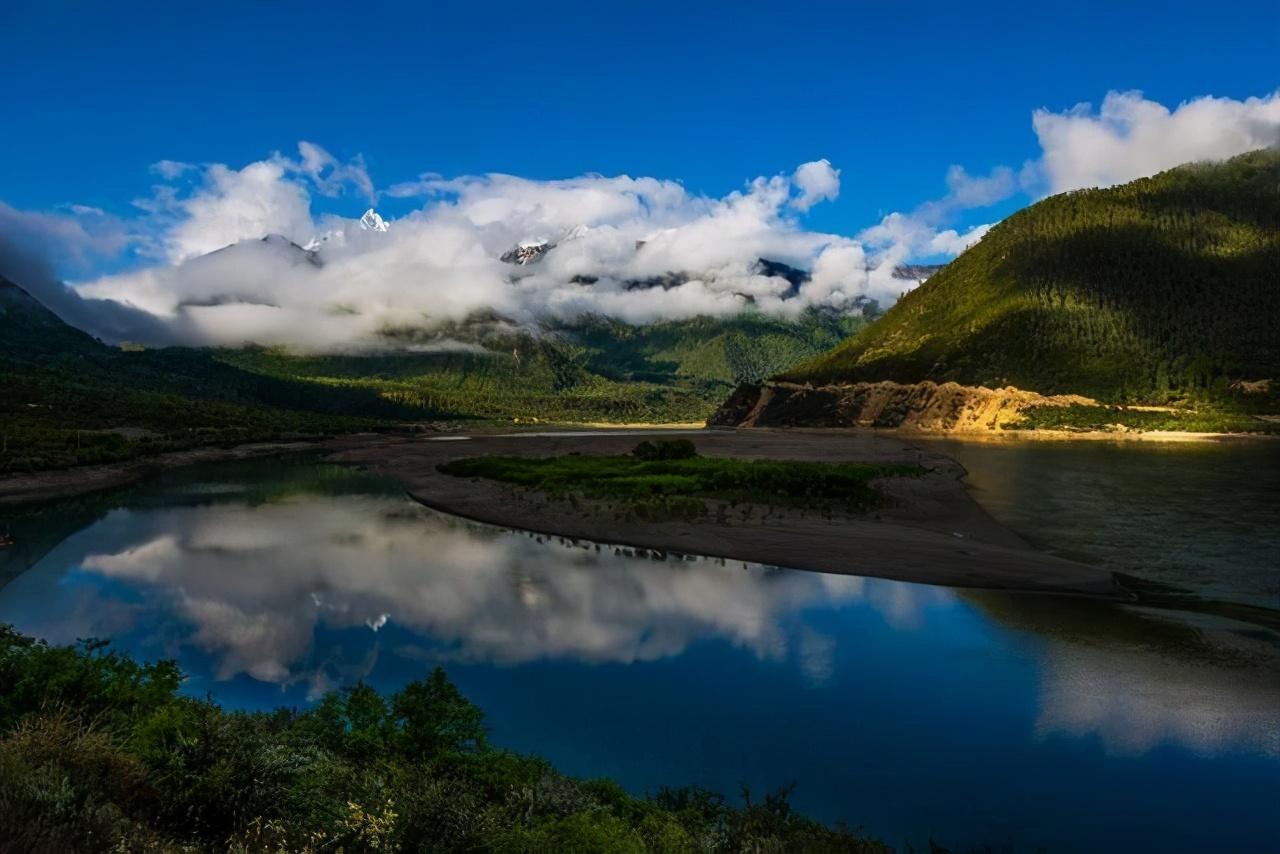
918, 439, 1280, 609
2, 461, 1275, 755
1, 459, 1278, 849
967, 592, 1280, 758
1, 485, 954, 695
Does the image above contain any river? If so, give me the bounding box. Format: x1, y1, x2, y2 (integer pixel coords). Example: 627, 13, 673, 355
0, 443, 1277, 852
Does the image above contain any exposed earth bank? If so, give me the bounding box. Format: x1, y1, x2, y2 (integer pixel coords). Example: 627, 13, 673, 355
708, 380, 1274, 441
711, 380, 1096, 431
328, 429, 1123, 598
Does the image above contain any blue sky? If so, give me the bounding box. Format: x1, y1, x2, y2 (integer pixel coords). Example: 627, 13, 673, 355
3, 0, 1276, 235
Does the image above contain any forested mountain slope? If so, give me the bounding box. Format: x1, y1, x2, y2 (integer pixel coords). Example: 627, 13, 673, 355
2, 273, 870, 470
782, 149, 1280, 404
222, 309, 868, 424
1, 276, 414, 471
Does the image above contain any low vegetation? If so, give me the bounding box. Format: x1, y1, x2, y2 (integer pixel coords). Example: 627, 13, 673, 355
438, 441, 922, 520
0, 624, 890, 852
1010, 404, 1280, 435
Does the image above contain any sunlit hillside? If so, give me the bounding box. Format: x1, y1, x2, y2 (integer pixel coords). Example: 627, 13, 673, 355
783, 149, 1280, 404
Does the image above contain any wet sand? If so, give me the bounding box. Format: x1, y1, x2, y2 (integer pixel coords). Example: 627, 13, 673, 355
328, 428, 1124, 598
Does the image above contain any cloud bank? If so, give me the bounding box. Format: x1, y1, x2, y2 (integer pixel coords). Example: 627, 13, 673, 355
71, 152, 910, 349
1030, 89, 1280, 194
3, 90, 1276, 351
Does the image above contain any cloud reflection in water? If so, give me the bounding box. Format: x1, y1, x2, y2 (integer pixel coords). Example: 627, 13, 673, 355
2, 477, 1276, 763
63, 496, 897, 685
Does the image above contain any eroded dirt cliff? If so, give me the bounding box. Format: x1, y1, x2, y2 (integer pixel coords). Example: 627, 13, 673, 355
709, 381, 1095, 432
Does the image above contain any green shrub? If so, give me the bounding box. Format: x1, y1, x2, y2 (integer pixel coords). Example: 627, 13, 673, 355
0, 624, 892, 852
439, 452, 922, 520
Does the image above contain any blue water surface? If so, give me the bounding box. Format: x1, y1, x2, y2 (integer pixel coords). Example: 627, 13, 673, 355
1, 453, 1277, 852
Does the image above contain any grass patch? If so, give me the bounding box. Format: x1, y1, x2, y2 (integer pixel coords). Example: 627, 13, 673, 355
1009, 404, 1280, 435
438, 441, 923, 520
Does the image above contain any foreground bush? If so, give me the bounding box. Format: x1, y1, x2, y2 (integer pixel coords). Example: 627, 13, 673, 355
0, 625, 890, 852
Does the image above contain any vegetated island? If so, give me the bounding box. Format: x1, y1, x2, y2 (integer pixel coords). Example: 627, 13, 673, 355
0, 624, 891, 853
437, 437, 924, 522
331, 430, 1121, 598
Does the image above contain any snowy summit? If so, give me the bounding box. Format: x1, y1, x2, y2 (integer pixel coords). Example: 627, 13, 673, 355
360, 208, 389, 232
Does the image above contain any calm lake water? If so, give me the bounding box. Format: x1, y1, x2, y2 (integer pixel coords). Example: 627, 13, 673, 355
2, 444, 1278, 852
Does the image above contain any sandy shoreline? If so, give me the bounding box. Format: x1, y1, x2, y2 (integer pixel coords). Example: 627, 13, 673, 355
3, 425, 1271, 608
327, 429, 1124, 598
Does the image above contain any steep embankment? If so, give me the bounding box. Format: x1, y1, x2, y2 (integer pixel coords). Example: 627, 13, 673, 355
709, 381, 1095, 432
780, 150, 1280, 405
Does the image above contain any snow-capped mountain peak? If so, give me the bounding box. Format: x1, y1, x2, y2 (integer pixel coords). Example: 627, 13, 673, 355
500, 225, 590, 266
502, 240, 552, 265
360, 208, 389, 232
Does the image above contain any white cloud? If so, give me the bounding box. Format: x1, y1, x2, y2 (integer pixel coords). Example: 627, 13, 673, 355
40, 494, 881, 681
9, 88, 1275, 350
791, 159, 841, 211
160, 160, 317, 262
0, 201, 132, 268
927, 223, 991, 256
943, 164, 1016, 209
74, 154, 918, 348
150, 159, 195, 180
293, 141, 375, 201
1031, 89, 1280, 194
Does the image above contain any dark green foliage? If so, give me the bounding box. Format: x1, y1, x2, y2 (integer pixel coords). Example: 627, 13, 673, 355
438, 451, 922, 519
0, 625, 890, 852
393, 668, 488, 759
785, 150, 1280, 404
0, 278, 410, 473
632, 438, 699, 461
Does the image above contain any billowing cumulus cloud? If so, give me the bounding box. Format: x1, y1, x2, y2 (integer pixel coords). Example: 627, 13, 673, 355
790, 159, 841, 211
1030, 89, 1280, 194
72, 154, 916, 348
5, 90, 1277, 350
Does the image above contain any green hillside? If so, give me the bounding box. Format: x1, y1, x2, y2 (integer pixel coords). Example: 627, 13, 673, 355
2, 276, 869, 471
0, 277, 418, 472
783, 149, 1280, 405
220, 309, 866, 424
